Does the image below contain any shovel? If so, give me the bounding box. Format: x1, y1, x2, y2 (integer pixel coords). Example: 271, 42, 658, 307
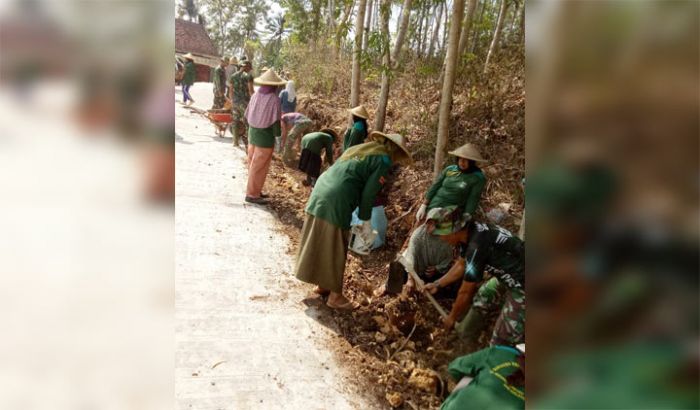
385, 261, 407, 294
397, 255, 448, 319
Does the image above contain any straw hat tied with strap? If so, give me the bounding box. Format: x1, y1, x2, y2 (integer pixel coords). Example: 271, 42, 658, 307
369, 131, 413, 165
349, 105, 369, 120
254, 69, 286, 86
448, 143, 486, 162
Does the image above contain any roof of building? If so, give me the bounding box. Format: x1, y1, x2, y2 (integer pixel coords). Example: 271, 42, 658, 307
175, 18, 219, 58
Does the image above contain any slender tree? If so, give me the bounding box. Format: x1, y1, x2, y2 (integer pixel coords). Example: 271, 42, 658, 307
484, 0, 509, 72
350, 0, 368, 107
457, 0, 478, 60
427, 0, 444, 58
374, 0, 392, 131
362, 0, 374, 51
335, 0, 356, 53
434, 0, 465, 176
392, 0, 413, 64
470, 0, 487, 54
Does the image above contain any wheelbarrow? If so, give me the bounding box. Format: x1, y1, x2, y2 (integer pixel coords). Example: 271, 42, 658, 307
207, 109, 232, 138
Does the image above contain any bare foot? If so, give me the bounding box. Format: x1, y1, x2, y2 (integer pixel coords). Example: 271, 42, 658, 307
326, 293, 358, 311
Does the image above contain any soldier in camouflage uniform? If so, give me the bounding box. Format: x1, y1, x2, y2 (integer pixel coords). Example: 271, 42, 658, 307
424, 208, 525, 346
211, 57, 228, 109
455, 276, 506, 343
227, 60, 253, 148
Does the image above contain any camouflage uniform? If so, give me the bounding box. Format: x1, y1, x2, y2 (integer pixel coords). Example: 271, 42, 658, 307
212, 65, 227, 109
228, 70, 253, 147
282, 118, 314, 165
491, 287, 525, 346
428, 209, 525, 347
455, 277, 506, 342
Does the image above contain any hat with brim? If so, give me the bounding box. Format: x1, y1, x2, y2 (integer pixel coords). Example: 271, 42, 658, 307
427, 206, 471, 236
320, 128, 338, 141
229, 57, 238, 65
183, 53, 194, 60
254, 69, 286, 86
369, 131, 413, 165
349, 105, 369, 120
448, 143, 486, 162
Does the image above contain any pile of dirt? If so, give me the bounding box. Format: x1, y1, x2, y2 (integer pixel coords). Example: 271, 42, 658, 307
262, 53, 524, 408
264, 153, 484, 409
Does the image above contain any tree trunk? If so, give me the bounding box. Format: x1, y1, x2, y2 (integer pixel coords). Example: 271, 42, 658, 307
328, 0, 335, 28
434, 0, 465, 176
440, 0, 450, 56
420, 8, 432, 57
470, 0, 487, 53
392, 0, 413, 63
363, 0, 374, 51
414, 6, 424, 57
508, 0, 520, 40
457, 0, 478, 60
518, 1, 524, 43
427, 1, 444, 58
483, 0, 509, 73
351, 0, 368, 107
374, 0, 392, 132
335, 0, 356, 52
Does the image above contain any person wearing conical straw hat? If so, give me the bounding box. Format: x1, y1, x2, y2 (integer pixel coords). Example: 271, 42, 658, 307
342, 105, 370, 151
243, 69, 287, 205
375, 143, 488, 297
228, 59, 254, 148
180, 53, 196, 106
295, 131, 412, 310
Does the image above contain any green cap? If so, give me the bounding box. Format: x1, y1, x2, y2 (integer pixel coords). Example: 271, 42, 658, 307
427, 206, 471, 236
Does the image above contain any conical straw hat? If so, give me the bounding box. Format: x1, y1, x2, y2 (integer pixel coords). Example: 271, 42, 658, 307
183, 52, 194, 60
254, 69, 287, 86
448, 143, 486, 162
369, 131, 413, 165
349, 105, 369, 119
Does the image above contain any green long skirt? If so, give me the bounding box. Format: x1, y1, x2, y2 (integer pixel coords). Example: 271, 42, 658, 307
295, 214, 349, 293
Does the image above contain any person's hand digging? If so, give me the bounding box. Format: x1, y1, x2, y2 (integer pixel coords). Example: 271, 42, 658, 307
442, 315, 456, 330
423, 281, 439, 295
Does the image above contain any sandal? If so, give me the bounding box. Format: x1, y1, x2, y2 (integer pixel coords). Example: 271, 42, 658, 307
326, 299, 359, 311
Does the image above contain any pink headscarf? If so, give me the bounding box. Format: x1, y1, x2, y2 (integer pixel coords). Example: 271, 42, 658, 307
245, 86, 281, 128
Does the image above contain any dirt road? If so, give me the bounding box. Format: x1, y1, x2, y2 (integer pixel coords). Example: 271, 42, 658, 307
174, 83, 372, 409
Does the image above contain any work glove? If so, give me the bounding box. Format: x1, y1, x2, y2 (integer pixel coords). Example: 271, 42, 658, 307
416, 204, 427, 221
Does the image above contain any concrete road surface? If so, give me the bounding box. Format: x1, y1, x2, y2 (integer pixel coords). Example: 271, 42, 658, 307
175, 83, 372, 409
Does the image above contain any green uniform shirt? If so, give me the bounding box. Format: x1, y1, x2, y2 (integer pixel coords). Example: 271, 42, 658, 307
213, 65, 226, 94
228, 71, 253, 104
342, 121, 368, 151
441, 346, 524, 410
305, 142, 392, 230
426, 164, 486, 214
301, 132, 334, 164
182, 61, 196, 86
248, 121, 281, 148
